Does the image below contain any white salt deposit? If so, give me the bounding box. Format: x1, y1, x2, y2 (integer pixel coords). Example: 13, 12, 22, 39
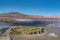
48, 33, 58, 37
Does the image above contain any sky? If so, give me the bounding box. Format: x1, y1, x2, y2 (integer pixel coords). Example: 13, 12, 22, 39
0, 0, 60, 16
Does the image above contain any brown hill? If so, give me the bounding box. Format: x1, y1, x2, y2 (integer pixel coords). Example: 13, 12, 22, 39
0, 12, 45, 20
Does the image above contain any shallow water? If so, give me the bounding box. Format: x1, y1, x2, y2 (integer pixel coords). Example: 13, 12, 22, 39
0, 21, 48, 29
45, 22, 60, 37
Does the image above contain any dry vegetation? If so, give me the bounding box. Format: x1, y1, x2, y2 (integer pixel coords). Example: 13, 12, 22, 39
6, 26, 44, 35
0, 19, 13, 22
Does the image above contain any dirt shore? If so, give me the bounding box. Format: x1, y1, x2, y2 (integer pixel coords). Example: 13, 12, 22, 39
12, 33, 60, 40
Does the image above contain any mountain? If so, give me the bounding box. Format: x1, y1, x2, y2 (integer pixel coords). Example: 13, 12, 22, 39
0, 12, 45, 20
0, 12, 60, 21
0, 12, 26, 17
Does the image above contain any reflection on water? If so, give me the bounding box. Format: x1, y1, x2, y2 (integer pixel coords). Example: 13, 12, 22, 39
0, 21, 49, 29
0, 22, 12, 29
12, 21, 49, 26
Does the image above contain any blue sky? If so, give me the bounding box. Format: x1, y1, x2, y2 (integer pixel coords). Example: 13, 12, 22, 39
0, 0, 60, 16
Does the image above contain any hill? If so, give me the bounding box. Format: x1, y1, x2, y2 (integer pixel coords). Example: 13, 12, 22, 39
0, 12, 45, 21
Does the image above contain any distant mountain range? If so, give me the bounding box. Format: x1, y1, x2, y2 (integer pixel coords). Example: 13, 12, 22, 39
0, 12, 45, 19
0, 12, 60, 21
